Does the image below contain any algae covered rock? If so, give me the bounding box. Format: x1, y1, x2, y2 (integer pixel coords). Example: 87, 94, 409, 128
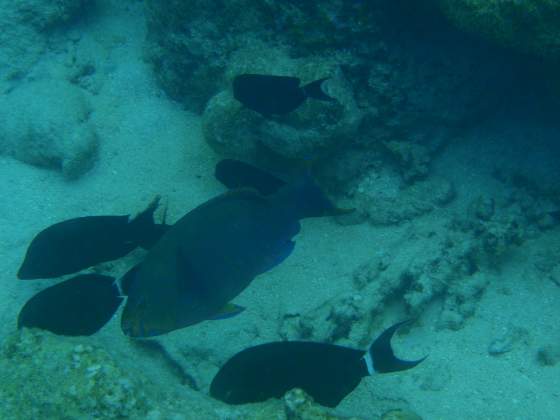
381, 409, 423, 420
14, 0, 93, 30
435, 0, 560, 61
0, 79, 98, 179
0, 0, 94, 85
349, 169, 455, 226
148, 1, 513, 165
203, 62, 361, 161
283, 388, 364, 420
0, 328, 151, 419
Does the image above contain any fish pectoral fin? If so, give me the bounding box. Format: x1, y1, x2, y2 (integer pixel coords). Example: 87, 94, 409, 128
208, 303, 246, 321
255, 239, 296, 276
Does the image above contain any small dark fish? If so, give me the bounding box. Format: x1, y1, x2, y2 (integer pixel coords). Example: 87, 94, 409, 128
18, 196, 167, 280
210, 321, 425, 407
214, 159, 286, 196
233, 74, 335, 116
549, 210, 560, 221
121, 165, 343, 338
18, 274, 123, 336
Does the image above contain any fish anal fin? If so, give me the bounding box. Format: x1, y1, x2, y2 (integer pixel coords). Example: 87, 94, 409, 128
208, 303, 246, 321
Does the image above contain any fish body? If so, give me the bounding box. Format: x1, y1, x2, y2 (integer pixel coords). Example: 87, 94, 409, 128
233, 74, 334, 116
18, 274, 122, 336
214, 159, 286, 196
210, 321, 425, 407
122, 174, 337, 338
17, 197, 164, 279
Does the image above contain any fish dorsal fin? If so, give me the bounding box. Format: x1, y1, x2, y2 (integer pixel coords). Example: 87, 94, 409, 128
221, 187, 267, 201
183, 188, 269, 219
215, 159, 287, 196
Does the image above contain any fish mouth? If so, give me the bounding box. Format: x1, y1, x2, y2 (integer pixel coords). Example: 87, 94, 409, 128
121, 313, 162, 338
120, 300, 172, 338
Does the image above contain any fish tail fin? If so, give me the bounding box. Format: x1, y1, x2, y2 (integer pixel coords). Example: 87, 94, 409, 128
363, 320, 426, 375
128, 195, 168, 249
302, 78, 335, 102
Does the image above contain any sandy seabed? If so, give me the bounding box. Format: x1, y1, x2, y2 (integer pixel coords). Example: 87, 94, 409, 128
1, 2, 559, 419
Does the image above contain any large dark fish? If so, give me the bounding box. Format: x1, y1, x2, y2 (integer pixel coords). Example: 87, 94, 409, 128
233, 74, 335, 117
18, 274, 123, 336
210, 321, 425, 407
121, 171, 343, 338
17, 197, 167, 280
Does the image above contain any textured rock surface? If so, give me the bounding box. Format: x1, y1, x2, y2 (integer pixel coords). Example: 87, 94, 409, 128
280, 174, 557, 339
1, 329, 409, 419
202, 63, 362, 162
435, 0, 560, 62
0, 0, 93, 85
0, 329, 155, 419
0, 80, 98, 179
146, 1, 516, 192
14, 0, 92, 30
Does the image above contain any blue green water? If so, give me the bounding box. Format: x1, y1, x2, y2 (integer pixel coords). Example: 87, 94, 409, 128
1, 1, 559, 419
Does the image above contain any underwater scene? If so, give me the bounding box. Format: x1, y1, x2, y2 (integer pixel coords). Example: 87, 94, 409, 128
1, 0, 560, 419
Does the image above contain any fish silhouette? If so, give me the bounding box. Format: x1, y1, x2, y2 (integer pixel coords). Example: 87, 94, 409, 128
210, 321, 426, 407
121, 170, 343, 337
233, 74, 335, 116
18, 197, 166, 280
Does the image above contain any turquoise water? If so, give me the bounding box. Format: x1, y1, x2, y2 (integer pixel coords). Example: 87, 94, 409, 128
1, 1, 559, 419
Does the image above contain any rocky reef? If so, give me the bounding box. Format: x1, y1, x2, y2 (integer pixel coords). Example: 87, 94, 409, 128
0, 0, 100, 178
435, 0, 560, 62
0, 0, 93, 84
0, 328, 155, 419
0, 79, 98, 179
0, 328, 424, 419
281, 174, 560, 342
146, 1, 517, 195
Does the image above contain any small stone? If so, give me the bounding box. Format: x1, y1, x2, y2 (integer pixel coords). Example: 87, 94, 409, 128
488, 325, 527, 356
549, 265, 560, 287
537, 345, 560, 366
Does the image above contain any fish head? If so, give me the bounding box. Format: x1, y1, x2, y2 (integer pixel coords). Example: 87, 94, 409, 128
17, 233, 60, 279
120, 294, 179, 338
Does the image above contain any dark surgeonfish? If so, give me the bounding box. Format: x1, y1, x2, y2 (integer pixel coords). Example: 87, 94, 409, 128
233, 74, 335, 117
121, 167, 344, 338
18, 274, 123, 336
214, 158, 286, 196
17, 196, 168, 280
210, 321, 426, 408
